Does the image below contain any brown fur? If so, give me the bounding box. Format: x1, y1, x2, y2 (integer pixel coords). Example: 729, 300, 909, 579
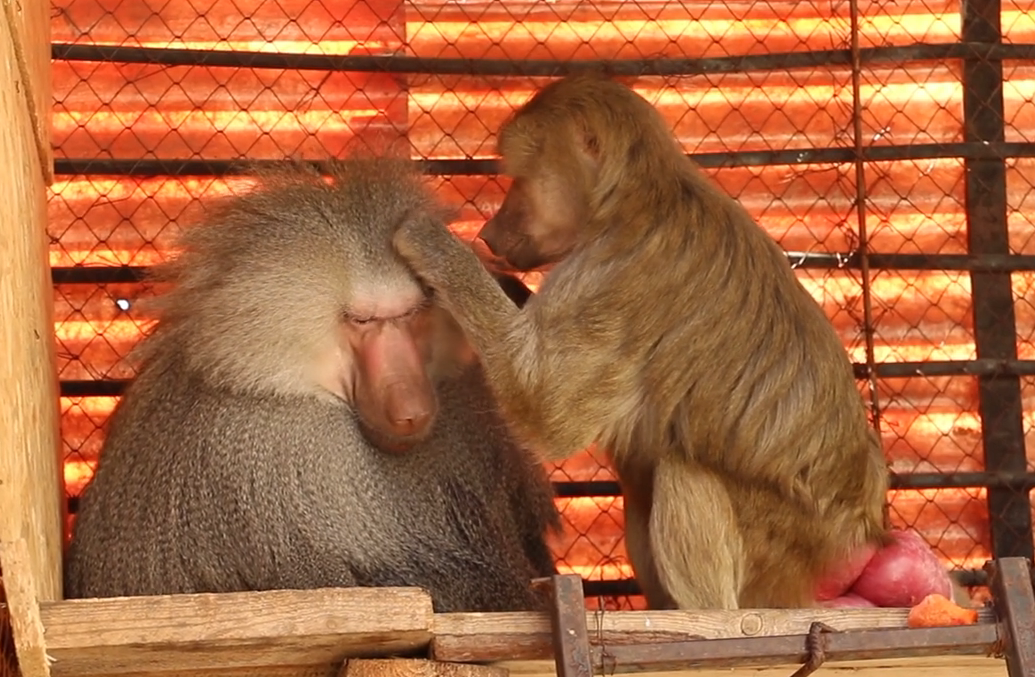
392, 74, 891, 610
64, 157, 561, 612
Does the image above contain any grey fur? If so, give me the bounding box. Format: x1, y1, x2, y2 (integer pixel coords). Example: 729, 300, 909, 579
64, 158, 561, 612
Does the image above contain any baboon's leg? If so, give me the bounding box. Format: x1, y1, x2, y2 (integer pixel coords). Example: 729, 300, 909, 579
622, 481, 677, 609
650, 455, 743, 610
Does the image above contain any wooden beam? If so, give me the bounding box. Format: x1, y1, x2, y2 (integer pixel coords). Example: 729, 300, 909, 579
50, 668, 339, 677
431, 607, 997, 663
0, 2, 64, 677
436, 608, 1004, 677
16, 657, 1010, 677
40, 587, 435, 677
497, 656, 1007, 677
0, 0, 53, 182
340, 659, 508, 677
35, 601, 1008, 677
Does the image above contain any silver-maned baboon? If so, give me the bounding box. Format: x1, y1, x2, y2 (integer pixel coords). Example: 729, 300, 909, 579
64, 158, 561, 612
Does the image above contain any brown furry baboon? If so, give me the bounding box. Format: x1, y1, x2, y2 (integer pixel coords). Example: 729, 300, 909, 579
64, 158, 561, 612
392, 73, 891, 610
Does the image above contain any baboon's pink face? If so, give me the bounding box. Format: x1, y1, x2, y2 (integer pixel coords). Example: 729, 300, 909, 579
318, 285, 443, 453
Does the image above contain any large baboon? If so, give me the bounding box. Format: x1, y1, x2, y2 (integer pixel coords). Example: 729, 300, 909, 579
64, 158, 561, 612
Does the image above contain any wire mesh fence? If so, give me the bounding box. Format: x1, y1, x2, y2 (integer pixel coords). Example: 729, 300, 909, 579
0, 569, 20, 677
42, 0, 1035, 612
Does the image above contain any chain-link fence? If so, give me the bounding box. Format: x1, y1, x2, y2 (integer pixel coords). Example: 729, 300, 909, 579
40, 0, 1035, 613
1, 567, 19, 677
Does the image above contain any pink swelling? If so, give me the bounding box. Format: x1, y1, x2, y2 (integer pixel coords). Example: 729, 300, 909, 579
813, 529, 953, 608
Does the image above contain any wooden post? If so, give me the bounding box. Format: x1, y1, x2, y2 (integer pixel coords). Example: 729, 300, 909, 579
0, 2, 63, 677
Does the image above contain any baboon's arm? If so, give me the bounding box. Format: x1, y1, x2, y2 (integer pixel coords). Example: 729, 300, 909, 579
394, 221, 625, 461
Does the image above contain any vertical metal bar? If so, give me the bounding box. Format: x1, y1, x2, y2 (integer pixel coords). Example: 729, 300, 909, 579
985, 558, 1035, 676
961, 0, 1034, 559
534, 575, 593, 677
847, 0, 883, 438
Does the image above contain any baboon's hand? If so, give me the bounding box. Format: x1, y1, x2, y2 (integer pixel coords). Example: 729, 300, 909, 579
393, 218, 517, 358
394, 218, 453, 265
393, 220, 484, 297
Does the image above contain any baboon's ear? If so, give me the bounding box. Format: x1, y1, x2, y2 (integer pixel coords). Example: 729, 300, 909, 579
580, 125, 601, 159
572, 118, 602, 172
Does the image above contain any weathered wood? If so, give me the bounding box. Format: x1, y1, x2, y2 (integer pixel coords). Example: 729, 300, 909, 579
497, 656, 1007, 677
340, 659, 508, 677
431, 607, 997, 663
68, 668, 338, 677
31, 593, 1007, 677
40, 587, 435, 677
2, 0, 53, 181
0, 3, 64, 677
26, 657, 1012, 677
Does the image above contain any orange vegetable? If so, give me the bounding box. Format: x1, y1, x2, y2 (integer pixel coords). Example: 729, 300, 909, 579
907, 593, 979, 628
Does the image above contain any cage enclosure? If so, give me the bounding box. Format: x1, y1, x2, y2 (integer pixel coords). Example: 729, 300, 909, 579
2, 0, 1035, 675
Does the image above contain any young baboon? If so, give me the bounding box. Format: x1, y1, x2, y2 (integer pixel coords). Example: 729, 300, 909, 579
64, 158, 561, 612
392, 73, 893, 610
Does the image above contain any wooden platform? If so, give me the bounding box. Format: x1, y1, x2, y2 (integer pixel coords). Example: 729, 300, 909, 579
35, 586, 1007, 677
40, 587, 433, 676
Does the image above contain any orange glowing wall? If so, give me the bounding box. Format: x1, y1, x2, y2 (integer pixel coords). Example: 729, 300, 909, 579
49, 0, 1035, 600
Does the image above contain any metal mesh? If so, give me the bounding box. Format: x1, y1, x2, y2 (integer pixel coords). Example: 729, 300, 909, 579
48, 0, 1035, 609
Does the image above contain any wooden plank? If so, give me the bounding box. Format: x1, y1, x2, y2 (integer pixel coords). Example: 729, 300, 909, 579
40, 587, 435, 677
30, 658, 1011, 677
431, 607, 997, 662
67, 668, 338, 677
2, 0, 53, 182
497, 656, 1007, 677
340, 659, 508, 677
0, 2, 65, 677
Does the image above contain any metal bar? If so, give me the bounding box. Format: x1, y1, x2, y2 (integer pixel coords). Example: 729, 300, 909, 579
582, 579, 641, 597
532, 575, 593, 677
51, 41, 1035, 76
52, 267, 147, 284
847, 0, 882, 436
49, 141, 1035, 178
549, 471, 1035, 498
856, 359, 1035, 378
985, 558, 1035, 677
957, 568, 990, 587
585, 573, 1015, 599
53, 360, 1035, 401
62, 469, 1035, 519
861, 253, 1035, 272
46, 252, 1035, 289
583, 624, 999, 673
962, 0, 1034, 561
887, 472, 1035, 490
60, 380, 126, 397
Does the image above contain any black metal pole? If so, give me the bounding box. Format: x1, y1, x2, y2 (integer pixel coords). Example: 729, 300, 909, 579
50, 41, 1035, 77
49, 142, 1035, 177
962, 0, 1034, 559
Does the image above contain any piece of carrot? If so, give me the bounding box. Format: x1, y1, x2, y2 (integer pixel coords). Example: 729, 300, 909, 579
907, 593, 980, 628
